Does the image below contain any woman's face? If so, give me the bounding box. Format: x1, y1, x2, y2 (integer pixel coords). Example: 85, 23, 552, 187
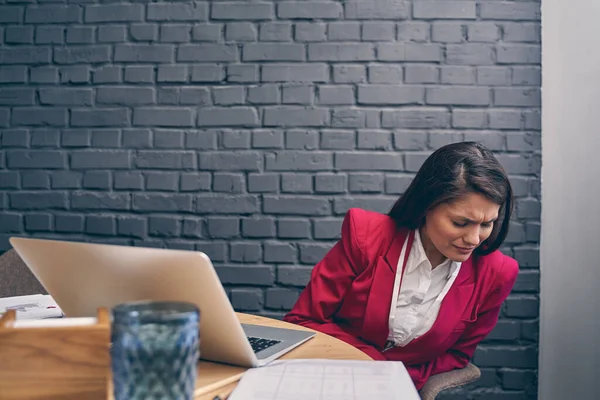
421, 192, 501, 264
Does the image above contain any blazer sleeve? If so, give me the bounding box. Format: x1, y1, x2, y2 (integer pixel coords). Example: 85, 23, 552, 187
283, 209, 386, 361
405, 256, 519, 390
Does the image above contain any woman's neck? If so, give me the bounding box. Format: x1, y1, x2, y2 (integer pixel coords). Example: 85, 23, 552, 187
418, 227, 447, 268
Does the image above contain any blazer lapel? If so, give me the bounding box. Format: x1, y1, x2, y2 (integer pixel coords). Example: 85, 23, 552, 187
360, 228, 413, 349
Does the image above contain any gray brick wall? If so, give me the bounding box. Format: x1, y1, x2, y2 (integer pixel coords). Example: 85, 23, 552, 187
0, 0, 540, 397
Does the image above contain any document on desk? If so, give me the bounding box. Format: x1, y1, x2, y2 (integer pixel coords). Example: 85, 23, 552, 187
227, 359, 421, 400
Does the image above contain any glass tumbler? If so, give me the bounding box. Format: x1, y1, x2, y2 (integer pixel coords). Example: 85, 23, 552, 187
110, 301, 200, 400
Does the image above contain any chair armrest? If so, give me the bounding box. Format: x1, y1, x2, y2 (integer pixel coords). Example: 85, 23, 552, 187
418, 363, 481, 400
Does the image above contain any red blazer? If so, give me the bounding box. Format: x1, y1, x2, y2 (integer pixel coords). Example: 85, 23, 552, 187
283, 208, 518, 390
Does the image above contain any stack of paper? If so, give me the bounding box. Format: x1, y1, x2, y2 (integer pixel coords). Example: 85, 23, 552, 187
228, 359, 420, 400
0, 294, 63, 320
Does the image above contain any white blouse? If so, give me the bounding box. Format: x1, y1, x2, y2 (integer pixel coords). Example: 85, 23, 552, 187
387, 230, 461, 348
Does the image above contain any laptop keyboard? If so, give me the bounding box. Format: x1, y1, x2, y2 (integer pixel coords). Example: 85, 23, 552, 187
247, 336, 281, 353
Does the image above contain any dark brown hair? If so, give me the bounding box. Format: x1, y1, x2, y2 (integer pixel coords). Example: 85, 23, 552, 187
388, 141, 513, 255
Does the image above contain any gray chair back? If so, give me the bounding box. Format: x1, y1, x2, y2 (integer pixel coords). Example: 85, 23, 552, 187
0, 249, 46, 298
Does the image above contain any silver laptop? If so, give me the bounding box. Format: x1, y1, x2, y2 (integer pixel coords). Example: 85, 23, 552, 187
9, 237, 315, 368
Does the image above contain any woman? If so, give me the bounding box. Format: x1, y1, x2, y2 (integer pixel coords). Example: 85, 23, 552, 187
283, 141, 518, 390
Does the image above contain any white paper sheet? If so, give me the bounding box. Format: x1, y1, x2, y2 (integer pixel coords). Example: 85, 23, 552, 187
228, 359, 421, 400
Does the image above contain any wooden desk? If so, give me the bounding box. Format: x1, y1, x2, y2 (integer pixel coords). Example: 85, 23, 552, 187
194, 312, 372, 400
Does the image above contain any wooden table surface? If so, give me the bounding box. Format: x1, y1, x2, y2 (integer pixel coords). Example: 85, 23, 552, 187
193, 312, 373, 400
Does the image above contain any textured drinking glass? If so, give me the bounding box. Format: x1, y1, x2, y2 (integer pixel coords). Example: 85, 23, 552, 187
110, 301, 200, 400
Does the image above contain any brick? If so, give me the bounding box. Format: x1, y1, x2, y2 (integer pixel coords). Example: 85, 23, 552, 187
0, 89, 35, 106
244, 43, 304, 62
259, 22, 292, 41
349, 173, 384, 193
345, 0, 409, 20
184, 130, 217, 150
446, 44, 495, 65
377, 43, 441, 62
497, 44, 541, 64
480, 2, 541, 21
0, 66, 27, 84
35, 26, 64, 45
265, 151, 332, 171
265, 287, 300, 310
212, 2, 273, 20
114, 44, 174, 63
6, 26, 34, 44
358, 85, 423, 105
226, 23, 257, 41
385, 174, 413, 194
0, 6, 22, 23
276, 219, 310, 239
502, 369, 537, 391
362, 22, 395, 41
333, 196, 396, 214
207, 217, 239, 239
264, 107, 328, 127
494, 88, 540, 107
213, 87, 245, 106
160, 24, 191, 43
432, 22, 463, 43
96, 87, 154, 106
452, 109, 487, 129
277, 266, 312, 286
294, 22, 326, 42
25, 5, 81, 24
262, 64, 328, 83
512, 67, 541, 86
25, 214, 52, 232
130, 24, 158, 42
213, 172, 244, 193
247, 85, 279, 105
132, 193, 192, 212
332, 108, 378, 129
247, 174, 279, 194
71, 109, 128, 127
145, 172, 178, 192
404, 65, 437, 84
147, 2, 208, 21
56, 215, 84, 233
440, 66, 476, 85
197, 107, 258, 127
195, 194, 259, 214
82, 171, 111, 190
180, 172, 211, 192
314, 173, 346, 193
414, 1, 476, 20
39, 88, 92, 106
0, 212, 22, 233
132, 108, 194, 128
84, 4, 143, 22
394, 130, 428, 150
98, 25, 127, 43
264, 195, 330, 215
285, 130, 318, 149
478, 67, 511, 86
59, 66, 90, 84
335, 152, 403, 171
281, 85, 312, 105
505, 295, 539, 318
397, 21, 429, 42
468, 22, 500, 43
134, 151, 195, 170
216, 265, 274, 286
7, 150, 66, 169
10, 192, 67, 210
309, 43, 374, 61
427, 87, 490, 106
328, 22, 360, 41
321, 130, 354, 150
236, 218, 274, 241
489, 110, 522, 129
231, 289, 263, 311
0, 48, 51, 64
278, 2, 342, 19
0, 172, 20, 189
368, 65, 403, 84
264, 243, 296, 263
227, 65, 258, 82
193, 24, 222, 42
54, 46, 111, 64
93, 66, 122, 84
31, 129, 60, 148
281, 173, 312, 193
383, 108, 449, 129
357, 130, 392, 150
71, 150, 130, 169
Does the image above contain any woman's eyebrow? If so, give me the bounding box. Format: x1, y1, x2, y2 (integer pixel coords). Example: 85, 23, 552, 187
453, 216, 498, 224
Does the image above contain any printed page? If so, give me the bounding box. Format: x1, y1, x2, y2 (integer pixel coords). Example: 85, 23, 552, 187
228, 359, 420, 400
0, 294, 63, 319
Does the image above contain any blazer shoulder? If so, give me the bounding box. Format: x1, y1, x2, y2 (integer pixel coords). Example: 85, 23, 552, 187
344, 208, 398, 257
479, 250, 519, 288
